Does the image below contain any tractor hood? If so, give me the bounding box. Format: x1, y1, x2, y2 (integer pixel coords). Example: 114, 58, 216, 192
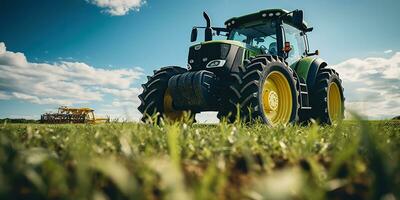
196, 40, 246, 49
188, 40, 255, 71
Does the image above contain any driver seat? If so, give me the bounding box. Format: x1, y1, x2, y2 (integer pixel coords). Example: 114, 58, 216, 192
269, 42, 277, 56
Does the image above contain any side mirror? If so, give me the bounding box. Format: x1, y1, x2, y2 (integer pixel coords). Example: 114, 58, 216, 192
293, 10, 304, 27
205, 27, 212, 41
191, 28, 198, 42
307, 50, 319, 56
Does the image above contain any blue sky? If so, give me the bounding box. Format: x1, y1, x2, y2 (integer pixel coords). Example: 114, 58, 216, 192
0, 0, 399, 120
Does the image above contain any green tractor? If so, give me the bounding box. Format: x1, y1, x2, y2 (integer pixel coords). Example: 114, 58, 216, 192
138, 9, 345, 125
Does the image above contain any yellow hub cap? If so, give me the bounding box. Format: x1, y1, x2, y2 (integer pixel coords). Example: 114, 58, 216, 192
327, 82, 343, 122
262, 71, 293, 126
266, 91, 279, 111
163, 89, 184, 120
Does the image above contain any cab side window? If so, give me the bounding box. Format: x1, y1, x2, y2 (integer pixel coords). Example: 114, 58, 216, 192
283, 23, 306, 65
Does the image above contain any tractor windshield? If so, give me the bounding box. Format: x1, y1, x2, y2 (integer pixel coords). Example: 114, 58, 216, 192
228, 23, 277, 55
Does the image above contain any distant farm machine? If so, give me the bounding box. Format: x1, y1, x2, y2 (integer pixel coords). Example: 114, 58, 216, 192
40, 107, 110, 124
138, 9, 345, 126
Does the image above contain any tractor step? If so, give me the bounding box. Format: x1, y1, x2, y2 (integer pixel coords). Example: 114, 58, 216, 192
296, 77, 311, 110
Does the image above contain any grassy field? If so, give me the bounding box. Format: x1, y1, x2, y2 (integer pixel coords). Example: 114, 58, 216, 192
0, 119, 399, 200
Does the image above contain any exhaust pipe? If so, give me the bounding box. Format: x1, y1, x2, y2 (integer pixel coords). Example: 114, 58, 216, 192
203, 12, 212, 41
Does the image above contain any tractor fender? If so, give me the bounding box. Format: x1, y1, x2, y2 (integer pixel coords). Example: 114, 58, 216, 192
307, 58, 328, 90
292, 57, 327, 90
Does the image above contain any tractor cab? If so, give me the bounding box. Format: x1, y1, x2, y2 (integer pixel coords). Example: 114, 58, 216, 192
189, 9, 317, 70
227, 20, 278, 55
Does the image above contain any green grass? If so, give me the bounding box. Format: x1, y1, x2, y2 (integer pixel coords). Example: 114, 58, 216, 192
0, 120, 399, 200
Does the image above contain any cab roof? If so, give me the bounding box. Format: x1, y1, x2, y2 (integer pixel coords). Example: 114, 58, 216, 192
224, 9, 310, 32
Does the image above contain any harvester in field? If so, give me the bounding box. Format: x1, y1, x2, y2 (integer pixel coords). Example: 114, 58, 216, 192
138, 9, 345, 126
40, 106, 109, 124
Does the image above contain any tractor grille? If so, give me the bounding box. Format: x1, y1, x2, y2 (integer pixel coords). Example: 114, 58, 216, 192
188, 43, 231, 70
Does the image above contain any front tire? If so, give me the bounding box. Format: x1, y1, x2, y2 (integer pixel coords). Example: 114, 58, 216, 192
138, 66, 190, 123
217, 71, 243, 123
239, 56, 300, 126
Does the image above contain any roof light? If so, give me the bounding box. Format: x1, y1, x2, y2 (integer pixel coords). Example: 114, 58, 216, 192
262, 13, 267, 17
268, 13, 274, 17
228, 22, 231, 26
275, 12, 281, 16
231, 20, 235, 24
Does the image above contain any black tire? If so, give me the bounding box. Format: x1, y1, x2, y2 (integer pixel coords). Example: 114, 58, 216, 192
216, 67, 245, 123
310, 67, 345, 124
239, 55, 300, 125
138, 66, 188, 123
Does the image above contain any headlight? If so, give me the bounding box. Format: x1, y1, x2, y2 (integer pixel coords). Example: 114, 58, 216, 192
206, 60, 226, 68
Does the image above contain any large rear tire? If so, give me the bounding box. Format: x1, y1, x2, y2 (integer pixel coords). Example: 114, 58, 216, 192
310, 67, 345, 124
239, 56, 300, 126
138, 66, 190, 123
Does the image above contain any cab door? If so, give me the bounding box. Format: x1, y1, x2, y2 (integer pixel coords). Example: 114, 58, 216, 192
282, 23, 307, 66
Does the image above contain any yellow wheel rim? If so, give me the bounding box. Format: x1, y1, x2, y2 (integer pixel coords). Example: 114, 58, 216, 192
163, 89, 184, 120
262, 71, 293, 126
327, 82, 343, 122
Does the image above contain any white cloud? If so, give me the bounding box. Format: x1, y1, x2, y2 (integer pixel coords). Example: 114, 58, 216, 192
99, 87, 142, 100
334, 52, 400, 119
11, 92, 74, 105
0, 42, 144, 120
94, 87, 143, 121
0, 43, 5, 54
96, 100, 142, 121
87, 0, 144, 16
384, 49, 393, 54
0, 91, 11, 100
